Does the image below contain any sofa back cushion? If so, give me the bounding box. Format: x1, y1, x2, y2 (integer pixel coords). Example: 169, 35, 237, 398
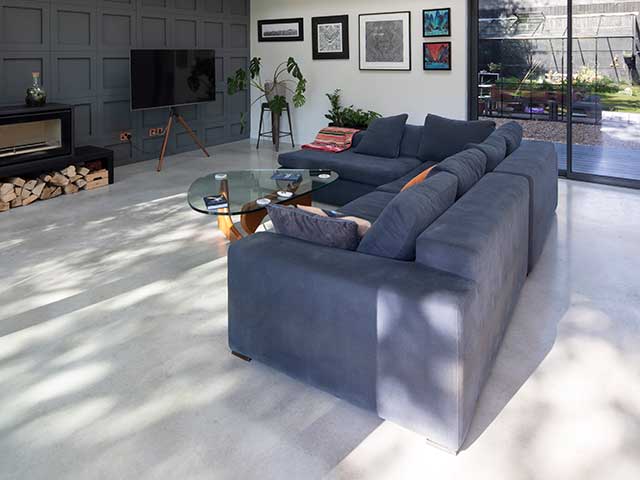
354, 114, 409, 158
466, 133, 507, 172
433, 148, 487, 198
357, 172, 458, 261
417, 114, 495, 163
494, 121, 523, 155
267, 204, 361, 251
351, 130, 366, 149
399, 124, 424, 157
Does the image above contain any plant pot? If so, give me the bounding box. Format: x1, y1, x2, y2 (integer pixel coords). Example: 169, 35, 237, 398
265, 81, 287, 102
272, 112, 282, 152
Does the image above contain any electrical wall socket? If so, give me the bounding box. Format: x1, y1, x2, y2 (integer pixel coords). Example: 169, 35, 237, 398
120, 131, 131, 142
149, 127, 165, 137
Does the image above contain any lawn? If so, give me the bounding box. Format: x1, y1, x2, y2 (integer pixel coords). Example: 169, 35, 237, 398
598, 86, 640, 113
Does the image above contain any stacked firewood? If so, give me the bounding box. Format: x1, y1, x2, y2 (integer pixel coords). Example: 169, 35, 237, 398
0, 165, 109, 212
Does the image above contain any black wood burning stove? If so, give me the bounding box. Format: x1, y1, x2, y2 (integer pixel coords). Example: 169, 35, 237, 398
0, 103, 115, 185
0, 104, 74, 168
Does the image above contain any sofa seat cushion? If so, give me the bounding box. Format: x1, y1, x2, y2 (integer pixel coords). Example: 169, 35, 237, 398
357, 172, 458, 261
338, 191, 397, 223
418, 114, 495, 163
278, 149, 421, 187
377, 161, 437, 193
354, 114, 409, 158
466, 133, 507, 172
433, 149, 487, 199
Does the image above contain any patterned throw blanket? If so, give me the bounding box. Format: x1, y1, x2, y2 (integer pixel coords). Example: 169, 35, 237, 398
302, 127, 361, 153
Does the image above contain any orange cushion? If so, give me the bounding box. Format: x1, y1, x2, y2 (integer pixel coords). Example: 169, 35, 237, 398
401, 165, 436, 192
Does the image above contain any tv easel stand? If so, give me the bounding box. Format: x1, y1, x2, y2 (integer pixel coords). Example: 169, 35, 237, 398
157, 107, 210, 172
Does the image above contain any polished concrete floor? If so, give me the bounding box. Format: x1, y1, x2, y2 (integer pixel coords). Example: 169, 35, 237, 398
1, 141, 639, 480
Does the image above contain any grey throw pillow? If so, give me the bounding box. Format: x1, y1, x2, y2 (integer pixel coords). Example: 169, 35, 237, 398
432, 148, 487, 198
466, 133, 507, 172
353, 114, 409, 158
266, 204, 360, 251
417, 114, 495, 163
358, 172, 458, 261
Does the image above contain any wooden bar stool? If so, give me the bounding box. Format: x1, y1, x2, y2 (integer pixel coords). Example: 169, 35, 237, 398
257, 102, 295, 152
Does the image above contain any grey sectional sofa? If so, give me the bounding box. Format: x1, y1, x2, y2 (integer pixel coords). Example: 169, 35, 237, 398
227, 120, 558, 453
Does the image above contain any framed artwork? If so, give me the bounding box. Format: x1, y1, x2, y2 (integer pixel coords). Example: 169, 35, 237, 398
423, 8, 451, 37
258, 18, 304, 42
312, 15, 350, 60
359, 11, 411, 71
424, 42, 451, 70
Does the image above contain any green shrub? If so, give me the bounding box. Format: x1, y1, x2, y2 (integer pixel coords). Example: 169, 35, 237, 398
496, 70, 622, 94
324, 89, 382, 129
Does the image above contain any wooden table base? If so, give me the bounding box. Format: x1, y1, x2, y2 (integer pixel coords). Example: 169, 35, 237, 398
217, 192, 312, 242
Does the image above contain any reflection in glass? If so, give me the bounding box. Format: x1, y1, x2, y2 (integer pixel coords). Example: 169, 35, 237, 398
477, 0, 640, 182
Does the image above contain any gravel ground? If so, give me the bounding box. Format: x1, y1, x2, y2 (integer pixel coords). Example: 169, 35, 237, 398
486, 116, 640, 150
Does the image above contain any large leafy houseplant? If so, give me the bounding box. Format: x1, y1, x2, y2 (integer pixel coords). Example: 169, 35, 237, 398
325, 89, 381, 129
227, 57, 306, 151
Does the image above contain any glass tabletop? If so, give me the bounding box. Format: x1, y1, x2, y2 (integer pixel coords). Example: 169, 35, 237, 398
187, 169, 339, 216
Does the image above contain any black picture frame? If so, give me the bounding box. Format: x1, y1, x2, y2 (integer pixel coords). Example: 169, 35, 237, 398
423, 8, 451, 38
423, 41, 452, 71
312, 15, 350, 60
359, 11, 412, 71
258, 18, 304, 42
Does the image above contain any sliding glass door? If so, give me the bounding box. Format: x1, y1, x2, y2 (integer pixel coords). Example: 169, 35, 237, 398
471, 0, 640, 188
570, 8, 640, 185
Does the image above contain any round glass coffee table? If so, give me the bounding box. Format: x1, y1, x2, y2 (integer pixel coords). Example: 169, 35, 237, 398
188, 169, 339, 241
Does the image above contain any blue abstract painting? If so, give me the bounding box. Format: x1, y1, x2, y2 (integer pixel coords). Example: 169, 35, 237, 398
423, 8, 450, 37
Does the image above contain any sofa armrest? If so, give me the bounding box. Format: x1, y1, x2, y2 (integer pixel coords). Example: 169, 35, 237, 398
416, 172, 530, 446
228, 232, 476, 451
495, 140, 558, 271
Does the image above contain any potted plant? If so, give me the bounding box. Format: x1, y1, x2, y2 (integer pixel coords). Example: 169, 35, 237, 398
325, 89, 381, 129
227, 57, 306, 152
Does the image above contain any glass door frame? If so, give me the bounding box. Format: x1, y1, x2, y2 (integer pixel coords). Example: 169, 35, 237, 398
468, 0, 640, 190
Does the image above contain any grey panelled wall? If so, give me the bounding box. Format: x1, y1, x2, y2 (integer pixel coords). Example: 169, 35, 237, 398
0, 0, 250, 166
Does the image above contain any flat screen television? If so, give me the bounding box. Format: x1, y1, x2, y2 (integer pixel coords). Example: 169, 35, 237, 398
130, 49, 216, 111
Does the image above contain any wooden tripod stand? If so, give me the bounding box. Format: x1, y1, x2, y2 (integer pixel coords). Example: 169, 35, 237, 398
157, 107, 210, 172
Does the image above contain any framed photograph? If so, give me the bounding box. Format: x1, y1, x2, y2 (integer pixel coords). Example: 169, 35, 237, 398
424, 42, 451, 71
359, 11, 411, 71
258, 18, 304, 42
312, 15, 350, 60
423, 8, 451, 37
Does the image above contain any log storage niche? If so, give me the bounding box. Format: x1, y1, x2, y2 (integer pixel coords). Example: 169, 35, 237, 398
0, 163, 110, 212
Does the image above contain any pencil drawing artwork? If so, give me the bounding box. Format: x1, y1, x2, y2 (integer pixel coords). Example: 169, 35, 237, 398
318, 23, 343, 53
365, 20, 404, 63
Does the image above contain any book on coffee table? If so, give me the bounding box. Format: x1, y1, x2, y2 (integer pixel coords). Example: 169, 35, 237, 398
271, 172, 302, 183
203, 195, 228, 211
